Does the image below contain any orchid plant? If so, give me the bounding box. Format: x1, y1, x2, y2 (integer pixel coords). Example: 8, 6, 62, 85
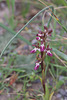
31, 25, 53, 99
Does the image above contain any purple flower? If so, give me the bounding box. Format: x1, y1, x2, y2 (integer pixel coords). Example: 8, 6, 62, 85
47, 50, 53, 57
30, 48, 37, 53
36, 33, 42, 37
36, 33, 44, 37
40, 44, 45, 52
34, 63, 40, 70
44, 25, 52, 36
36, 37, 40, 40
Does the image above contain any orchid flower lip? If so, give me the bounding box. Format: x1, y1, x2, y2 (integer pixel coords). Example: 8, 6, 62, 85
36, 37, 40, 40
30, 48, 37, 53
34, 62, 40, 70
47, 50, 53, 57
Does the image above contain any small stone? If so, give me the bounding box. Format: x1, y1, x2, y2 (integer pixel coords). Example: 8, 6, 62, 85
59, 89, 66, 96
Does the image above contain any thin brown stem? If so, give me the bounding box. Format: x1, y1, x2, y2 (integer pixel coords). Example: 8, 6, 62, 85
41, 52, 45, 94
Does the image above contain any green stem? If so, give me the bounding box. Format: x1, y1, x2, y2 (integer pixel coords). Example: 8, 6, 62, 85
0, 6, 54, 58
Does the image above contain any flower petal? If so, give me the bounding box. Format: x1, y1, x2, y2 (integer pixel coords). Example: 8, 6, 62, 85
40, 44, 45, 52
30, 48, 37, 53
47, 50, 53, 57
36, 37, 40, 40
34, 63, 40, 70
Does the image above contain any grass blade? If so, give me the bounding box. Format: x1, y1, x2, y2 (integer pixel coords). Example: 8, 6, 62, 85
52, 48, 67, 61
0, 23, 32, 46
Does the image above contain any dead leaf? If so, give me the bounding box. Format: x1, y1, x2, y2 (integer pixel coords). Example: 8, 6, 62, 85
9, 73, 18, 86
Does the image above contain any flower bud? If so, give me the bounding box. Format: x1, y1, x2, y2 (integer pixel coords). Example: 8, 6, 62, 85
44, 25, 48, 31
48, 29, 53, 34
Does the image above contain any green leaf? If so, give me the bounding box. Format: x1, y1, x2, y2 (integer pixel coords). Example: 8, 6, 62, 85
6, 0, 10, 9
51, 80, 64, 92
11, 0, 15, 14
52, 48, 67, 61
55, 80, 64, 90
43, 83, 50, 100
52, 0, 67, 6
50, 64, 67, 72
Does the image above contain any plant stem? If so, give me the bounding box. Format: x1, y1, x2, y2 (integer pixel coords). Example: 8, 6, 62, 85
41, 52, 45, 94
41, 52, 43, 70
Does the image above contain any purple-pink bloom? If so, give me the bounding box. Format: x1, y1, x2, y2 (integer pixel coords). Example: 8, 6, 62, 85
47, 50, 53, 57
36, 33, 42, 37
36, 33, 44, 37
34, 63, 40, 70
36, 37, 40, 40
30, 48, 37, 53
40, 44, 45, 52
